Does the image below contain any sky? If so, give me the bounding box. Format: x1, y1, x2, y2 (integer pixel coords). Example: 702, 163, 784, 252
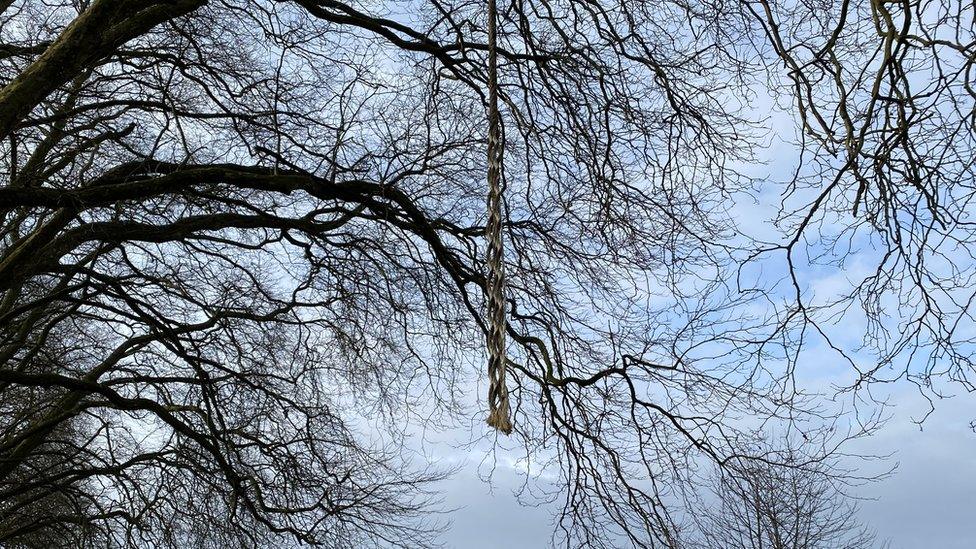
4, 4, 972, 548
854, 387, 976, 549
419, 94, 976, 548
428, 386, 976, 548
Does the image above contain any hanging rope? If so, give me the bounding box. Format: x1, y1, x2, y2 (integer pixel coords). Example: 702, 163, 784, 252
485, 0, 511, 434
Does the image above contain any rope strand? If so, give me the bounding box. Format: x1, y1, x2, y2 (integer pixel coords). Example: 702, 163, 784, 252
485, 0, 511, 434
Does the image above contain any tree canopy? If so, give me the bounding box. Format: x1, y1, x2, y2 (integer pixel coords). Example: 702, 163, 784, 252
0, 0, 971, 546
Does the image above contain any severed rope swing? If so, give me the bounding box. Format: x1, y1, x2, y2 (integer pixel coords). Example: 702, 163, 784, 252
484, 0, 512, 434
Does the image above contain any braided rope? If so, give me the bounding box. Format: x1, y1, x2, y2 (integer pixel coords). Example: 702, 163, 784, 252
485, 0, 511, 434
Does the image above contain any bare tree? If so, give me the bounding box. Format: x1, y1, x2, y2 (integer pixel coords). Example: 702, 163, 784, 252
0, 0, 806, 545
0, 0, 956, 546
689, 442, 887, 549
